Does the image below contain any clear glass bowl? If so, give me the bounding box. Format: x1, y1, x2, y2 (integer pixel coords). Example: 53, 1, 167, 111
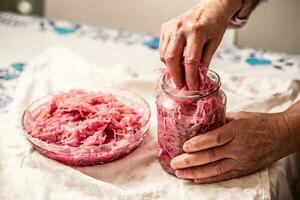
21, 89, 151, 166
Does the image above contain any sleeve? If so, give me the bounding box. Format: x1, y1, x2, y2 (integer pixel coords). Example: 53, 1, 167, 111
229, 0, 266, 28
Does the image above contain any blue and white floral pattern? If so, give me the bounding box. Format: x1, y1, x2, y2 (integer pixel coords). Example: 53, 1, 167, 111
0, 11, 299, 112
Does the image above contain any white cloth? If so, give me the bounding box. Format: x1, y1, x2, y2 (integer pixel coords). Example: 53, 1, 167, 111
1, 47, 299, 200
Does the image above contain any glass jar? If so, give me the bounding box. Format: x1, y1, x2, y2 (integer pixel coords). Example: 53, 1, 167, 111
156, 70, 227, 174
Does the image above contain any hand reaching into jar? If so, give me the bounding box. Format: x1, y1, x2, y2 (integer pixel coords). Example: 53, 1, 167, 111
159, 0, 243, 90
170, 101, 300, 183
159, 0, 300, 183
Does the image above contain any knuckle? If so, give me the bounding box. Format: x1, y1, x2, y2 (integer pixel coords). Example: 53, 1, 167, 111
215, 133, 222, 145
174, 19, 182, 29
165, 54, 177, 63
208, 150, 216, 161
214, 162, 224, 175
190, 23, 202, 33
184, 56, 199, 66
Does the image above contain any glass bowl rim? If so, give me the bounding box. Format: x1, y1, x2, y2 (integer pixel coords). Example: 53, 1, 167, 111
21, 88, 151, 156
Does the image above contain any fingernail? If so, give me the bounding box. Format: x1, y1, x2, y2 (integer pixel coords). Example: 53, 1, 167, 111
183, 142, 190, 152
194, 179, 202, 184
170, 158, 179, 169
175, 170, 182, 178
170, 160, 176, 169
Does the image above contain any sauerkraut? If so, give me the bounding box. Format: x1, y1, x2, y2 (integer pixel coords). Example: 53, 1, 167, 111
23, 89, 148, 166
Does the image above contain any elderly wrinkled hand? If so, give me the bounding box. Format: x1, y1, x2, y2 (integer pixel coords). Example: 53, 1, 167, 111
170, 109, 300, 184
159, 0, 242, 90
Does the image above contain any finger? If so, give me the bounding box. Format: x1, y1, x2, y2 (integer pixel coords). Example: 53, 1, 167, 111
226, 112, 239, 122
183, 123, 235, 153
201, 38, 222, 67
226, 112, 252, 122
175, 158, 237, 179
159, 29, 170, 64
165, 32, 185, 89
184, 36, 206, 90
171, 145, 229, 170
194, 170, 243, 184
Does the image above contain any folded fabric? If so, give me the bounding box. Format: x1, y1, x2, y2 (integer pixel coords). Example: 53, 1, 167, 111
2, 46, 299, 200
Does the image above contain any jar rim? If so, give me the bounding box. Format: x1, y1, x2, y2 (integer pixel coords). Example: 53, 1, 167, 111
161, 69, 221, 100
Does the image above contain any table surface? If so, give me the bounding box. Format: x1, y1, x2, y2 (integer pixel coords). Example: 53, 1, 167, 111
0, 11, 299, 200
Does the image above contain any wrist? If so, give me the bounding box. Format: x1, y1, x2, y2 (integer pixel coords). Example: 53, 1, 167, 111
282, 103, 300, 153
217, 0, 244, 19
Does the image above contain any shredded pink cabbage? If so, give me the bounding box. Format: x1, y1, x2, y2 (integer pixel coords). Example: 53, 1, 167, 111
26, 90, 144, 147
157, 67, 226, 174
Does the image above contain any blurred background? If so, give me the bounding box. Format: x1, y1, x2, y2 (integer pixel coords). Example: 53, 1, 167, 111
0, 0, 299, 54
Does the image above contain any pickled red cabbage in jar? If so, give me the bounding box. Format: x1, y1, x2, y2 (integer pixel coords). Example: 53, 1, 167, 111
156, 69, 226, 174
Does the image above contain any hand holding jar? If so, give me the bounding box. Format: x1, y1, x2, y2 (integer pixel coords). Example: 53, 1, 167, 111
170, 107, 300, 184
158, 0, 300, 183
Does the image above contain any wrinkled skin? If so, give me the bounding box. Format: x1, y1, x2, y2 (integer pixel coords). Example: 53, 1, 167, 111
160, 0, 300, 184
170, 103, 300, 183
159, 0, 242, 90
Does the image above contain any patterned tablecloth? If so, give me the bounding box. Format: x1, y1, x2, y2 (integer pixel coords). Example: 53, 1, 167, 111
0, 12, 299, 199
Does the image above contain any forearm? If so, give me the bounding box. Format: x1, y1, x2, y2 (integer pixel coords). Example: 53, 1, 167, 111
235, 0, 261, 19
215, 0, 243, 19
194, 0, 243, 21
229, 0, 265, 28
283, 100, 300, 153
